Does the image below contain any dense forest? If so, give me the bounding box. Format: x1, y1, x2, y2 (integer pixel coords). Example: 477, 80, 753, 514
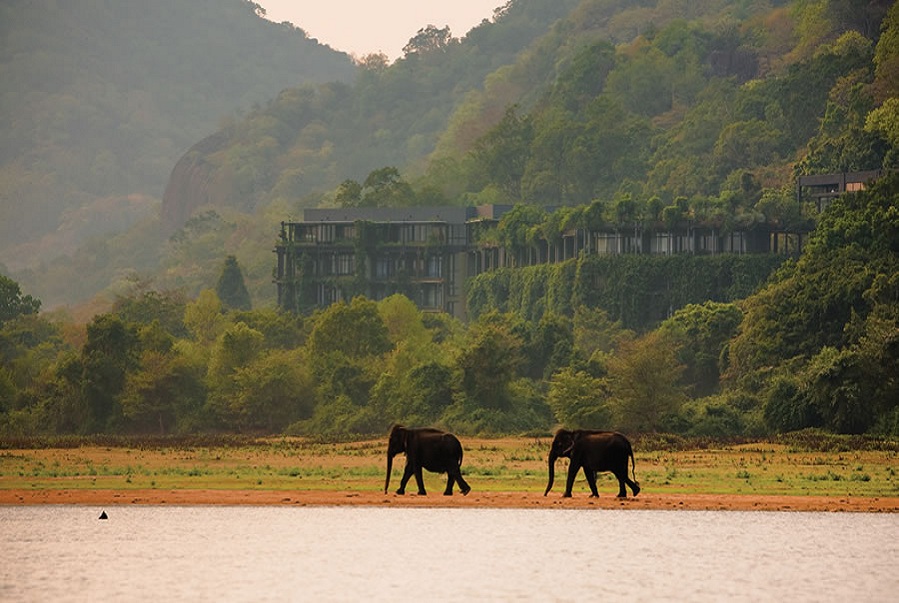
1, 0, 898, 438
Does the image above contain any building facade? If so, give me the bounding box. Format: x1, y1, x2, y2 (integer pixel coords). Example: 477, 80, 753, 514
274, 204, 805, 320
797, 170, 884, 212
275, 206, 510, 320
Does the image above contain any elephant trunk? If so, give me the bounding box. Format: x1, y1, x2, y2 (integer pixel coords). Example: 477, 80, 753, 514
544, 449, 557, 496
384, 452, 394, 494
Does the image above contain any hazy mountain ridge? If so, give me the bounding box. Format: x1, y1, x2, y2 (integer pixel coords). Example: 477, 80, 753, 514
0, 0, 356, 269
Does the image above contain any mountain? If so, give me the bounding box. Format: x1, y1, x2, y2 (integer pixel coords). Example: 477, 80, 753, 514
0, 0, 356, 270
160, 0, 581, 227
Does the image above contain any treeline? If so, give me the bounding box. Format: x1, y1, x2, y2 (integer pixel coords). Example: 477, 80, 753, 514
2, 173, 897, 438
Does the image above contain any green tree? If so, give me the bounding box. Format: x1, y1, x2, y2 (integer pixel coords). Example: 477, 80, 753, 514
121, 345, 206, 435
81, 314, 139, 432
0, 275, 41, 326
607, 331, 686, 432
335, 179, 363, 207
659, 302, 743, 396
216, 255, 252, 311
471, 106, 533, 201
572, 306, 630, 360
547, 367, 611, 428
308, 297, 391, 360
455, 313, 524, 411
206, 321, 265, 427
364, 167, 415, 207
113, 290, 188, 338
184, 289, 226, 345
306, 297, 392, 411
402, 25, 454, 57
230, 349, 313, 432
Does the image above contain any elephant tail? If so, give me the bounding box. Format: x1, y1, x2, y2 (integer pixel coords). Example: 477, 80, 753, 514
629, 443, 638, 484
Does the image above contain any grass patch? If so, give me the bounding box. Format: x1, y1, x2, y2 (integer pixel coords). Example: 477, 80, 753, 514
0, 435, 896, 497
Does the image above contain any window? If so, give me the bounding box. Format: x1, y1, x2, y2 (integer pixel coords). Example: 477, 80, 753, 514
449, 225, 467, 245
422, 284, 443, 309
336, 253, 355, 275
317, 224, 334, 243
375, 257, 391, 279
427, 255, 442, 278
336, 225, 356, 240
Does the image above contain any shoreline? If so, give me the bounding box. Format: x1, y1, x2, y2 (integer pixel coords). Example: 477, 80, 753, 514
3, 489, 898, 512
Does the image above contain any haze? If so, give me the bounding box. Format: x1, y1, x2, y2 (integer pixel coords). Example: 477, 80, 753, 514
260, 0, 501, 60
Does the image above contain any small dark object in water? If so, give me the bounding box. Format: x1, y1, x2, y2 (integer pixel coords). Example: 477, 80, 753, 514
98, 511, 108, 520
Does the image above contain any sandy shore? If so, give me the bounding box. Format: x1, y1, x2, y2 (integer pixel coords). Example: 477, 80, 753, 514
2, 489, 898, 512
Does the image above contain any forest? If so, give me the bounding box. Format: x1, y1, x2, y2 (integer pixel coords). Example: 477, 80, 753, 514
2, 170, 898, 438
1, 0, 898, 439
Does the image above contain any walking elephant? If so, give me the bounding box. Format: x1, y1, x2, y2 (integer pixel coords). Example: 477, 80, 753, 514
544, 429, 640, 498
384, 425, 471, 496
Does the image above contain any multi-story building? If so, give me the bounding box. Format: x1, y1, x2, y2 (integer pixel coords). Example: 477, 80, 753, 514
274, 204, 809, 320
274, 205, 511, 320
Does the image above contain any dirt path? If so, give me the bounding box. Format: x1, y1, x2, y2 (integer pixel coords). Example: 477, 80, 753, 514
3, 489, 897, 512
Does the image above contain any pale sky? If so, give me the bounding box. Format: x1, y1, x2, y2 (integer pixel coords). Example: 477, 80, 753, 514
259, 1, 502, 61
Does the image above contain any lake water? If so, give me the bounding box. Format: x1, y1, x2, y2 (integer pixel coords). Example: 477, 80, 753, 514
1, 506, 896, 602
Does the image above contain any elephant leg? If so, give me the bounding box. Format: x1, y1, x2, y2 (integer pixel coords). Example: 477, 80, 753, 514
397, 464, 415, 495
626, 477, 641, 497
444, 474, 455, 496
584, 467, 600, 497
563, 462, 579, 497
615, 472, 628, 498
449, 467, 471, 496
414, 466, 427, 495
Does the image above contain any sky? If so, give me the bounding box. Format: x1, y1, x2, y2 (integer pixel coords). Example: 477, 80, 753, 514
259, 1, 502, 61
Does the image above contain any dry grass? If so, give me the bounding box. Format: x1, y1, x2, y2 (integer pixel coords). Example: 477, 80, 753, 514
1, 436, 897, 498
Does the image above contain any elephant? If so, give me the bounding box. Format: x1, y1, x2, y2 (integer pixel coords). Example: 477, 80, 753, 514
544, 429, 640, 498
384, 425, 471, 496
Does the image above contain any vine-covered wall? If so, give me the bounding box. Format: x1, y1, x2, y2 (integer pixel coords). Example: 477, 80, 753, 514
467, 254, 786, 329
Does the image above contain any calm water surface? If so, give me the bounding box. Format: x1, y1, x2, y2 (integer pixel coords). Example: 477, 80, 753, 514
1, 506, 896, 602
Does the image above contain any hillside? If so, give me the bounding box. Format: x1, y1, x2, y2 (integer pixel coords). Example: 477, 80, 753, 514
7, 0, 899, 312
0, 0, 356, 272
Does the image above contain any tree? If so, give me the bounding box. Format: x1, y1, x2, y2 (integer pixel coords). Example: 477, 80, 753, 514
402, 25, 454, 57
0, 275, 41, 326
308, 297, 392, 360
335, 179, 363, 207
455, 314, 524, 411
206, 321, 265, 427
547, 367, 611, 428
572, 306, 630, 360
216, 255, 252, 311
184, 289, 226, 345
306, 297, 392, 410
607, 331, 686, 432
121, 345, 206, 435
113, 290, 188, 338
230, 349, 312, 432
361, 167, 415, 207
659, 302, 743, 396
471, 106, 533, 201
81, 314, 139, 432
